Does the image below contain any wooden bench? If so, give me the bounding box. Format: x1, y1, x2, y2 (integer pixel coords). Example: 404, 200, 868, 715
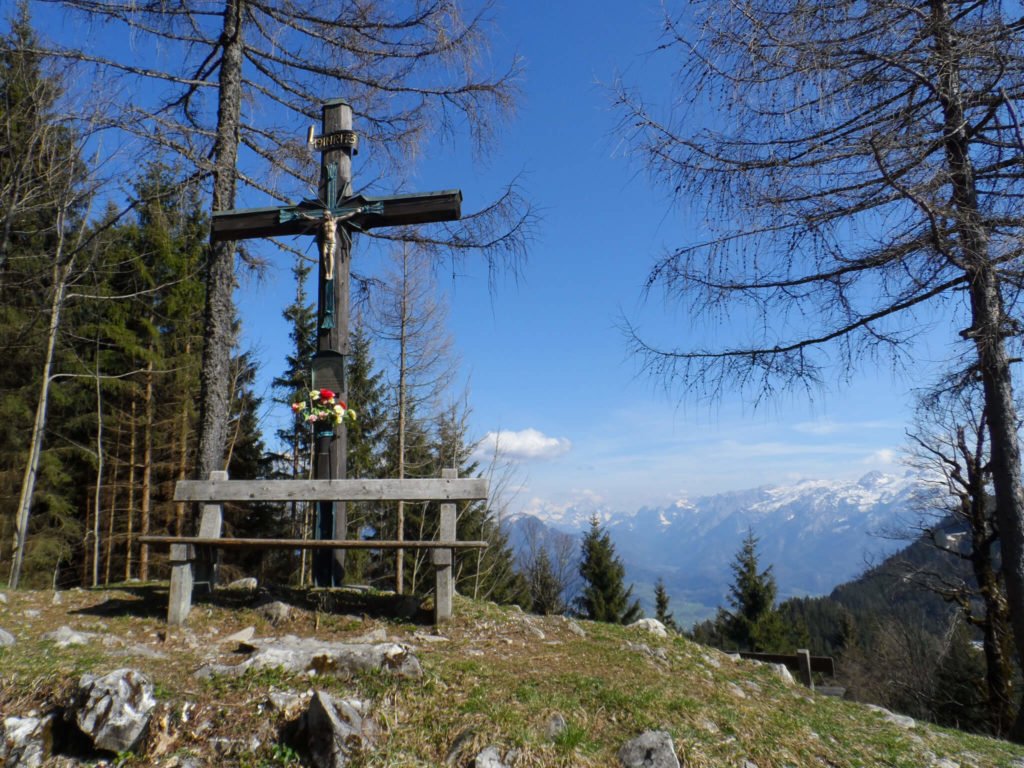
738, 649, 839, 693
139, 468, 487, 626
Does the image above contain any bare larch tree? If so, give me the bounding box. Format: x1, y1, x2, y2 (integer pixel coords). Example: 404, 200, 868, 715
616, 0, 1024, 736
905, 383, 1016, 735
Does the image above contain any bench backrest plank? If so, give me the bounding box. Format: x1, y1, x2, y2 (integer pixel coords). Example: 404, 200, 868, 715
174, 478, 488, 503
738, 650, 835, 676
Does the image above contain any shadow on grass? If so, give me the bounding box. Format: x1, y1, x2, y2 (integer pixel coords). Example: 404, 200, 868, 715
68, 584, 169, 619
69, 582, 434, 624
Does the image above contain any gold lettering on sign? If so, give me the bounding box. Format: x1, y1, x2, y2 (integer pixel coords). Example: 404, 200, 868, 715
310, 130, 358, 152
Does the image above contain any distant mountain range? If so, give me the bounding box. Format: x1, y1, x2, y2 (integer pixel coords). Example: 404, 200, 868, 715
507, 471, 932, 626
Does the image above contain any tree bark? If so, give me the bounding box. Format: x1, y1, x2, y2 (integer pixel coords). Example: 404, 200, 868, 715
9, 261, 67, 588
139, 355, 154, 580
196, 0, 244, 482
931, 0, 1024, 738
125, 398, 137, 581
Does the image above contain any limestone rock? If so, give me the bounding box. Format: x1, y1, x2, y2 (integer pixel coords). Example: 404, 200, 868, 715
771, 663, 795, 685
266, 691, 308, 720
44, 626, 95, 648
235, 636, 422, 679
259, 600, 291, 625
626, 641, 668, 662
865, 704, 916, 729
617, 730, 680, 768
474, 746, 508, 768
348, 627, 387, 644
74, 668, 156, 753
628, 618, 668, 638
0, 627, 15, 646
727, 682, 747, 699
0, 715, 53, 768
412, 631, 449, 644
302, 690, 376, 768
545, 713, 568, 741
564, 619, 586, 638
222, 626, 256, 644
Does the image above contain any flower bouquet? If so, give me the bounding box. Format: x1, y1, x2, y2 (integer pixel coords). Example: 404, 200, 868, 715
291, 388, 356, 433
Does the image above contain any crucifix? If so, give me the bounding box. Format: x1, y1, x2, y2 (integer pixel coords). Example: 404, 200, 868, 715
211, 99, 462, 587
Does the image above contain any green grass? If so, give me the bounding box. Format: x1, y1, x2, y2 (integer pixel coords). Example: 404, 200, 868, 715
3, 588, 1024, 767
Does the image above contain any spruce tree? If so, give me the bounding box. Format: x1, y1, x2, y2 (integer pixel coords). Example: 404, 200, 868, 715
575, 516, 642, 624
529, 546, 566, 616
340, 322, 387, 583
720, 529, 800, 652
271, 257, 317, 480
654, 577, 678, 632
346, 323, 387, 481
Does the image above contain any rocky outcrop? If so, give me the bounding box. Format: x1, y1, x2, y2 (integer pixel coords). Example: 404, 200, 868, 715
628, 618, 669, 638
473, 746, 509, 767
73, 668, 156, 753
0, 715, 53, 768
296, 691, 377, 768
43, 626, 95, 648
198, 636, 422, 679
618, 730, 680, 768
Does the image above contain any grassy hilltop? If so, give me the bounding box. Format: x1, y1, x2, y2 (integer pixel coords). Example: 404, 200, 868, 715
2, 587, 1023, 767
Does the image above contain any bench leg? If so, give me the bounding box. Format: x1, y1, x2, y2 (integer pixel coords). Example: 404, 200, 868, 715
168, 543, 194, 625
433, 469, 458, 624
797, 648, 814, 690
193, 472, 226, 591
434, 549, 452, 624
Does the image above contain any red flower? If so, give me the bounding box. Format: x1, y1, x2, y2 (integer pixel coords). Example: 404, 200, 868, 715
319, 388, 335, 400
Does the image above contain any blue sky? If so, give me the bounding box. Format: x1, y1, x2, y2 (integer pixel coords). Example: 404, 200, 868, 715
231, 0, 934, 516
23, 0, 951, 515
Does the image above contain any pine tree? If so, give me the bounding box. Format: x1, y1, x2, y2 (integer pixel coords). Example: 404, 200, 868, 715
654, 577, 678, 632
575, 516, 642, 624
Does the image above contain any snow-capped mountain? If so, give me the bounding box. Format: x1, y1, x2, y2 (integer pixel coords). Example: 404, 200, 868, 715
509, 471, 929, 625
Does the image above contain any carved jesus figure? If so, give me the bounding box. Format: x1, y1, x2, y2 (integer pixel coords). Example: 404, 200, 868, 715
297, 207, 360, 281
319, 209, 338, 280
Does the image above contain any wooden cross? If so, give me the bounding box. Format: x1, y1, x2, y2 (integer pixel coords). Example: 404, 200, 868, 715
211, 99, 462, 587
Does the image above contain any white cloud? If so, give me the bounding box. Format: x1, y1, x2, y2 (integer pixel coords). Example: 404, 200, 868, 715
792, 419, 898, 436
862, 448, 898, 465
478, 428, 572, 461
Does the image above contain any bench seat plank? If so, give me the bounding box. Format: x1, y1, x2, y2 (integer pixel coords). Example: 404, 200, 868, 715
139, 535, 487, 550
173, 478, 487, 503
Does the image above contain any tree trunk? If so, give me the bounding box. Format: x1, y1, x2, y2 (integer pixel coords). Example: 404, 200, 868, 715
92, 348, 104, 588
931, 0, 1024, 739
104, 422, 122, 585
125, 398, 137, 581
196, 0, 244, 481
174, 340, 192, 537
139, 356, 155, 580
10, 261, 67, 588
395, 250, 408, 594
